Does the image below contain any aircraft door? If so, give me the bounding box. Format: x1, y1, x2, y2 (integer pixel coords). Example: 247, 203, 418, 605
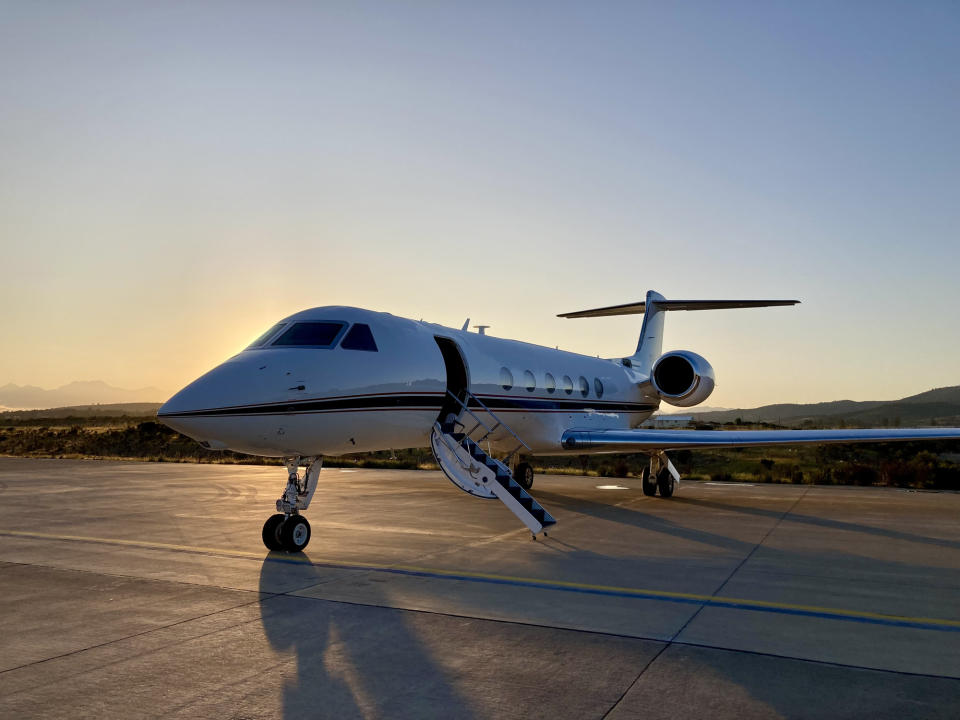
433, 337, 469, 424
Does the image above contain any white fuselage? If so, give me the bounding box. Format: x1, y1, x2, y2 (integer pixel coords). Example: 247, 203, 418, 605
158, 306, 659, 457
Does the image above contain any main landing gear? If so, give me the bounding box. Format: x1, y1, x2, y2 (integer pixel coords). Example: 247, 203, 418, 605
641, 452, 679, 498
514, 461, 534, 490
262, 456, 322, 552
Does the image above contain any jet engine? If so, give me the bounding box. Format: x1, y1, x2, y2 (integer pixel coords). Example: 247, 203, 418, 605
650, 350, 715, 407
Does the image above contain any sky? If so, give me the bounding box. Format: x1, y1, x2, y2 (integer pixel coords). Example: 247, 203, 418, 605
1, 1, 958, 408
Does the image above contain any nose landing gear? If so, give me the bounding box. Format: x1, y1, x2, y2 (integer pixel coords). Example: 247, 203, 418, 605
262, 456, 321, 552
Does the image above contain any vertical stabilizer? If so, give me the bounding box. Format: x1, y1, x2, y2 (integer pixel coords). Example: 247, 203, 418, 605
558, 292, 799, 375
631, 290, 666, 373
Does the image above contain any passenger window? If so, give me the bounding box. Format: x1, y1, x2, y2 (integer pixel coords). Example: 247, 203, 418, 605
562, 375, 573, 395
340, 323, 378, 352
523, 370, 536, 392
578, 376, 589, 397
594, 378, 604, 398
247, 322, 286, 349
500, 367, 514, 391
544, 373, 556, 394
272, 322, 345, 347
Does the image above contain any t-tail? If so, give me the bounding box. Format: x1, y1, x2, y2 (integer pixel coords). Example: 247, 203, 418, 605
558, 291, 799, 408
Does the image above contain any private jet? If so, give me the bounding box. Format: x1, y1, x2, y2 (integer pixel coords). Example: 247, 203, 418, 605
157, 291, 960, 552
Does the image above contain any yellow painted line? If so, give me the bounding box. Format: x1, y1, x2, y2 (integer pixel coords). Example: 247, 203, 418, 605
3, 529, 959, 632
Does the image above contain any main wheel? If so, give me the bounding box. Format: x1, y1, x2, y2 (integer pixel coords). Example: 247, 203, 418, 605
262, 513, 286, 551
515, 462, 534, 490
656, 468, 675, 498
640, 466, 657, 496
280, 514, 312, 552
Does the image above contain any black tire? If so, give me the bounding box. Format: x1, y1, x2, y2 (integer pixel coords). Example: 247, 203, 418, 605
262, 513, 286, 551
657, 468, 675, 498
280, 514, 312, 552
515, 462, 534, 490
640, 466, 657, 496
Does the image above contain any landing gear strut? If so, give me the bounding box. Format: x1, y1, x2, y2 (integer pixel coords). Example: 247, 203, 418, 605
642, 452, 680, 499
262, 456, 322, 552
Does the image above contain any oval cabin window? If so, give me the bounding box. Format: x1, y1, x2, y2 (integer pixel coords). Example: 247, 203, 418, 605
500, 367, 514, 391
523, 370, 536, 392
562, 375, 573, 395
594, 378, 604, 398
544, 373, 556, 394
578, 376, 589, 397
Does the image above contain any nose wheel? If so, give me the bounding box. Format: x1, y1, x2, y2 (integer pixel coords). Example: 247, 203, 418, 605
263, 456, 321, 552
262, 513, 312, 552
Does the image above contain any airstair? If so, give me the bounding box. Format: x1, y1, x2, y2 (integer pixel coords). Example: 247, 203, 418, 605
430, 390, 556, 537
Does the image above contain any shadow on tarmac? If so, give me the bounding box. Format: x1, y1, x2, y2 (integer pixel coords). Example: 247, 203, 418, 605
258, 551, 476, 720
674, 495, 960, 550
535, 489, 756, 552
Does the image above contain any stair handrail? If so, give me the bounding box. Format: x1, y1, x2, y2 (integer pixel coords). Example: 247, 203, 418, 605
445, 389, 531, 454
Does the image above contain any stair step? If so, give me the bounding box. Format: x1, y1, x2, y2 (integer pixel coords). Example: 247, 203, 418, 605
431, 421, 554, 536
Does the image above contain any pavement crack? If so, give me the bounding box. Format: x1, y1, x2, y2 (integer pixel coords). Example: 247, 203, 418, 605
0, 593, 270, 677
670, 485, 812, 644
600, 486, 813, 719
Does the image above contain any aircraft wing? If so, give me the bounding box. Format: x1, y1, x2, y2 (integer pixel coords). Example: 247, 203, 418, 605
561, 427, 960, 452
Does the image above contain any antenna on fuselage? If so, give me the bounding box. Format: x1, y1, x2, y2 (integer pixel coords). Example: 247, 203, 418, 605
461, 318, 470, 331
474, 325, 490, 336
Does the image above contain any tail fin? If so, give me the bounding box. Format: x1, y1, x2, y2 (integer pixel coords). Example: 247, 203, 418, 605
632, 290, 667, 372
558, 291, 799, 374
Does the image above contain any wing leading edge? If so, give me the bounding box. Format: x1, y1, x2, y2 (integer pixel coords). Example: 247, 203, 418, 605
562, 428, 960, 452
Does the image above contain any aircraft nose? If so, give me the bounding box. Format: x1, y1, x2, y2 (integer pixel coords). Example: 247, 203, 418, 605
156, 381, 218, 442
157, 388, 199, 419
156, 357, 257, 441
158, 355, 258, 419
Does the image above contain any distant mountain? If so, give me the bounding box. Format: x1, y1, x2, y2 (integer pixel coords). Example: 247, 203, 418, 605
0, 381, 163, 410
691, 386, 960, 427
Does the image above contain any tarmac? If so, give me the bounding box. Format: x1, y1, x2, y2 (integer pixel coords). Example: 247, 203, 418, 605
0, 457, 959, 718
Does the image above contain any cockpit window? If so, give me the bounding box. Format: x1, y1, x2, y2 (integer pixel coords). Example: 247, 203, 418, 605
271, 322, 346, 348
247, 322, 287, 349
340, 323, 378, 352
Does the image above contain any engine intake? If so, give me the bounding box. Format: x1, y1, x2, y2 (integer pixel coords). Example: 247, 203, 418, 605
651, 350, 715, 407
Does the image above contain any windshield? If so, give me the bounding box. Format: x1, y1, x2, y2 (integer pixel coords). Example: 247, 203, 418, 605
246, 323, 286, 349
271, 322, 346, 348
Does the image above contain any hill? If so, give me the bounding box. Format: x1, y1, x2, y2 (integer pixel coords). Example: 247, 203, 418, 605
691, 386, 960, 426
0, 403, 162, 423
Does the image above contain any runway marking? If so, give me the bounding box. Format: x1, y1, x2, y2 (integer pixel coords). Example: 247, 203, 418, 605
3, 529, 960, 633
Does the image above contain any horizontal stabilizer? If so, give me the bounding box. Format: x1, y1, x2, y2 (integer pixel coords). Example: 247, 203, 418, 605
558, 299, 799, 319
562, 427, 960, 452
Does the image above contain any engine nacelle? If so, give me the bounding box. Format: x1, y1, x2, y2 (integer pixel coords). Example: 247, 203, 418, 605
650, 350, 715, 407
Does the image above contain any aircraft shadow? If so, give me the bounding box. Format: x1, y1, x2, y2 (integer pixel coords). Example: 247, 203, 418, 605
534, 489, 756, 553
258, 552, 476, 720
673, 495, 960, 551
